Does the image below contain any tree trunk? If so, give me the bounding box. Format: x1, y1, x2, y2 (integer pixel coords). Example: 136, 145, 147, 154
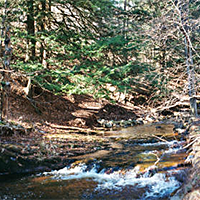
40, 0, 47, 68
48, 0, 52, 30
123, 0, 127, 38
26, 0, 36, 61
0, 0, 12, 121
180, 0, 198, 117
184, 37, 198, 116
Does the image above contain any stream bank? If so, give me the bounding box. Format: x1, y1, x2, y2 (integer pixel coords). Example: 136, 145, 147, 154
0, 117, 187, 175
0, 90, 199, 199
172, 119, 200, 200
1, 90, 192, 174
0, 123, 190, 199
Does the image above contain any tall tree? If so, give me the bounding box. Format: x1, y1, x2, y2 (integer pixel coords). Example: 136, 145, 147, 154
173, 0, 198, 116
39, 0, 47, 68
26, 0, 36, 61
0, 0, 12, 120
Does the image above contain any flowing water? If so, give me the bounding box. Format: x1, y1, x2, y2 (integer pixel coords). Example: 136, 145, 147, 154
0, 124, 189, 200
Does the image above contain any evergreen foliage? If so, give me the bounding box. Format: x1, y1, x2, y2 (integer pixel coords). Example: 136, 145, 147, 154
0, 0, 199, 107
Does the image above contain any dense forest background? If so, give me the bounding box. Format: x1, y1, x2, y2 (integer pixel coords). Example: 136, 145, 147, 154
0, 0, 200, 118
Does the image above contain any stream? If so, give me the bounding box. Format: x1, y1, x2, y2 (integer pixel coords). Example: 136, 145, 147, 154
0, 124, 189, 200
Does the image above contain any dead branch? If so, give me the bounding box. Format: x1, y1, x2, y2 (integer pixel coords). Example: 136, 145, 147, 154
182, 136, 200, 150
152, 134, 169, 143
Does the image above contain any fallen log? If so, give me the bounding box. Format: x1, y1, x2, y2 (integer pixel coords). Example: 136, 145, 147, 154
45, 123, 105, 135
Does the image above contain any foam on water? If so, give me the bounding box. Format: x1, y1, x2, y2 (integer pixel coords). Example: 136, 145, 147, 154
43, 163, 181, 198
141, 140, 184, 155
141, 140, 182, 147
42, 139, 185, 198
